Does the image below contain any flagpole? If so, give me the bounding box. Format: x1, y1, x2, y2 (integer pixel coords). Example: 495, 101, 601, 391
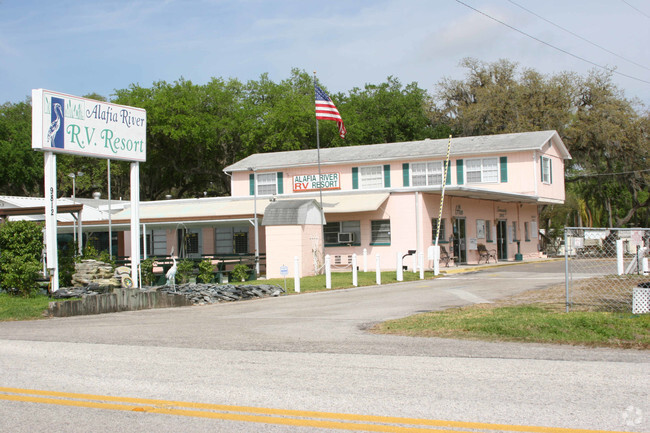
435, 135, 453, 247
314, 71, 326, 270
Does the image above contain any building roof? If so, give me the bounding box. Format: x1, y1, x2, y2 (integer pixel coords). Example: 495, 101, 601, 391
262, 200, 322, 226
224, 130, 571, 173
0, 195, 110, 223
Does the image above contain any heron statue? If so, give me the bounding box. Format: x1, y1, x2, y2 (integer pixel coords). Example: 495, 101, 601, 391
166, 247, 178, 292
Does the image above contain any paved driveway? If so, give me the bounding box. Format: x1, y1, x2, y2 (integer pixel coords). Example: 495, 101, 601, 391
0, 260, 647, 432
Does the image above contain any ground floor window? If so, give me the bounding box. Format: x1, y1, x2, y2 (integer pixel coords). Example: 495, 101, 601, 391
83, 231, 118, 256
432, 218, 446, 243
524, 222, 530, 241
215, 226, 249, 254
177, 228, 202, 258
370, 219, 391, 245
324, 221, 361, 246
141, 229, 167, 256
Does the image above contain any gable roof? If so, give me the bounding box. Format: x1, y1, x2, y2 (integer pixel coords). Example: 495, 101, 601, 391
224, 130, 571, 172
262, 199, 322, 226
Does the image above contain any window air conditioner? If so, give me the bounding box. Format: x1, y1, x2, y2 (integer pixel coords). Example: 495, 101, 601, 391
338, 232, 354, 243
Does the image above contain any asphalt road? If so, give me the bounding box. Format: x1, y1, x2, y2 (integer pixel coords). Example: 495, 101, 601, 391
0, 260, 647, 432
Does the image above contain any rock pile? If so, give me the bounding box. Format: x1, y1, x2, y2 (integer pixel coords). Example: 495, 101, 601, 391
53, 282, 285, 305
71, 260, 132, 290
159, 283, 285, 304
72, 260, 120, 289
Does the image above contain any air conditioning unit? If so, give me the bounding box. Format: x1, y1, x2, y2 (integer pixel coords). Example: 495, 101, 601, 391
338, 232, 354, 243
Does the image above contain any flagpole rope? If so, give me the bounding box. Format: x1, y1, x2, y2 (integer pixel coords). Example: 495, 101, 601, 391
435, 135, 452, 247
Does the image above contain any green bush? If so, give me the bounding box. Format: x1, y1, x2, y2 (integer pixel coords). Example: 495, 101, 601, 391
231, 264, 251, 282
176, 259, 194, 284
0, 221, 44, 297
140, 258, 155, 286
58, 239, 76, 287
198, 259, 214, 283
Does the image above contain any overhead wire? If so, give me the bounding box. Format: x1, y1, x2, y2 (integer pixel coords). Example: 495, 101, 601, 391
507, 0, 650, 72
454, 0, 650, 85
620, 0, 650, 20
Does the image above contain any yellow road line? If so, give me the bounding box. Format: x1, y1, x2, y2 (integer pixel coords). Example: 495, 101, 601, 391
0, 387, 633, 433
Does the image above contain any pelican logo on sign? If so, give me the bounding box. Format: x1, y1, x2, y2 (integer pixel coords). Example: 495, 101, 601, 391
48, 97, 65, 149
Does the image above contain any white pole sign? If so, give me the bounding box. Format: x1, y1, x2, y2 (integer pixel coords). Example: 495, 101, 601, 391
32, 89, 146, 162
32, 89, 146, 292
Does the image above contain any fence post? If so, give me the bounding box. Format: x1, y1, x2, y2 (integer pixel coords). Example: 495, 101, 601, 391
325, 254, 331, 289
396, 252, 403, 282
617, 239, 625, 275
294, 256, 300, 293
564, 229, 570, 313
376, 254, 381, 285
363, 249, 368, 272
352, 254, 358, 287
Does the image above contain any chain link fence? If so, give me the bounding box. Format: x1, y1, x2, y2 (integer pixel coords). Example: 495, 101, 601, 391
563, 227, 650, 313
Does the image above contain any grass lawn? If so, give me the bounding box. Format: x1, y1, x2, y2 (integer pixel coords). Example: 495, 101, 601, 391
373, 303, 650, 349
0, 293, 53, 321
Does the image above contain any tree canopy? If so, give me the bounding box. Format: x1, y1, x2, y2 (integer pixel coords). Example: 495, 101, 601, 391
0, 62, 647, 227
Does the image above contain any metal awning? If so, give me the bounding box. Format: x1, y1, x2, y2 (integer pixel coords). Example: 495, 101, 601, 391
321, 192, 390, 213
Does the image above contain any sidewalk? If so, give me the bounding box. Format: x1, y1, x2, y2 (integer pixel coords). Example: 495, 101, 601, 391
437, 256, 563, 275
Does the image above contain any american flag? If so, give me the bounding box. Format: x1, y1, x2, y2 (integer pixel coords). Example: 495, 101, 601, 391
315, 84, 346, 139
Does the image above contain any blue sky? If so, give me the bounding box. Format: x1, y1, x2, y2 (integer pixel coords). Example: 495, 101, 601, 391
2, 0, 649, 108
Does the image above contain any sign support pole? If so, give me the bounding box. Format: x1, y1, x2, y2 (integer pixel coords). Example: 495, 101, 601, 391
130, 162, 141, 287
44, 151, 59, 292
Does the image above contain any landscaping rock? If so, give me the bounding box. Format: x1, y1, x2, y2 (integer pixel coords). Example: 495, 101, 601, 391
158, 283, 285, 305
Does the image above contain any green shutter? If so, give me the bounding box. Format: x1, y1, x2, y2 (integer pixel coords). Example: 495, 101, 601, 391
456, 159, 464, 185
383, 164, 391, 188
352, 167, 359, 189
249, 173, 255, 195
549, 159, 553, 184
277, 172, 283, 194
500, 156, 508, 183
445, 160, 451, 185
402, 163, 410, 187
540, 156, 544, 182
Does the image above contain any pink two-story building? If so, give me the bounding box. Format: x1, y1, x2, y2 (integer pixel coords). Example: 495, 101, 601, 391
223, 130, 570, 277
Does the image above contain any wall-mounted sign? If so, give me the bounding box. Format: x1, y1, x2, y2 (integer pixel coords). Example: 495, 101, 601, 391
293, 173, 340, 192
455, 204, 463, 216
32, 89, 147, 162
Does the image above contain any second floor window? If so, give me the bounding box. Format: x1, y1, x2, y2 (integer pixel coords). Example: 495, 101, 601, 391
541, 156, 552, 184
466, 157, 498, 183
360, 165, 383, 189
256, 172, 277, 195
412, 161, 443, 186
